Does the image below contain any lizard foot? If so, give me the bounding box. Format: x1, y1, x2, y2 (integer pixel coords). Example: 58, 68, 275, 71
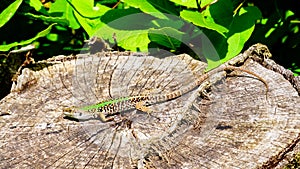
135, 101, 154, 117
198, 81, 212, 100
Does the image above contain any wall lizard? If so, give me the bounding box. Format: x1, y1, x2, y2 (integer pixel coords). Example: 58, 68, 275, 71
63, 64, 268, 122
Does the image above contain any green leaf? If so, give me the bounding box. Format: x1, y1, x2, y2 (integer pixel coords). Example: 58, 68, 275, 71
151, 16, 184, 30
148, 27, 184, 50
221, 6, 262, 62
122, 0, 178, 19
117, 30, 150, 51
92, 11, 153, 50
24, 13, 69, 26
146, 0, 178, 15
179, 0, 262, 70
93, 23, 150, 51
71, 0, 95, 16
169, 0, 216, 8
204, 46, 222, 71
0, 23, 56, 51
69, 0, 107, 18
46, 33, 59, 41
207, 0, 233, 28
49, 0, 80, 29
196, 0, 262, 65
169, 0, 197, 8
294, 68, 300, 76
225, 26, 254, 60
74, 12, 102, 36
0, 0, 23, 28
74, 3, 110, 36
27, 0, 47, 14
91, 11, 186, 51
180, 10, 228, 36
200, 34, 222, 71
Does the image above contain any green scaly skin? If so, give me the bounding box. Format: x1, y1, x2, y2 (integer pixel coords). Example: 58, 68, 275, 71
63, 96, 150, 122
63, 65, 268, 122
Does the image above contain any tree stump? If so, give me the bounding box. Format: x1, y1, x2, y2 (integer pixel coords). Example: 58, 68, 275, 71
0, 44, 299, 168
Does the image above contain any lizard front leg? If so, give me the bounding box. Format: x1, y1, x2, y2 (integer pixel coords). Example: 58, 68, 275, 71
97, 111, 114, 122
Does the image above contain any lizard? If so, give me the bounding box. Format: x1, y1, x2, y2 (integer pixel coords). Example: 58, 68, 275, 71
63, 64, 269, 122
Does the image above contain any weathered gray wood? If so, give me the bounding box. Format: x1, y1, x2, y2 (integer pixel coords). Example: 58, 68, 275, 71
0, 46, 299, 168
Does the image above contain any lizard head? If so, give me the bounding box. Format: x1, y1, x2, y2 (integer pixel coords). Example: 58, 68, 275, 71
63, 107, 97, 121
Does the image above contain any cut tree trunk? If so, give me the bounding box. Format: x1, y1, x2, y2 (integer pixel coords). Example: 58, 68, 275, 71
0, 44, 299, 168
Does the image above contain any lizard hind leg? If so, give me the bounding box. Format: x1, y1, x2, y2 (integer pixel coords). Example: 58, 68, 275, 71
135, 101, 153, 114
135, 101, 159, 119
134, 96, 161, 120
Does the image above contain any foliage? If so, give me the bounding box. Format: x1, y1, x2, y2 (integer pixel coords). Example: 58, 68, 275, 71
0, 0, 264, 69
0, 0, 22, 28
245, 0, 300, 76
